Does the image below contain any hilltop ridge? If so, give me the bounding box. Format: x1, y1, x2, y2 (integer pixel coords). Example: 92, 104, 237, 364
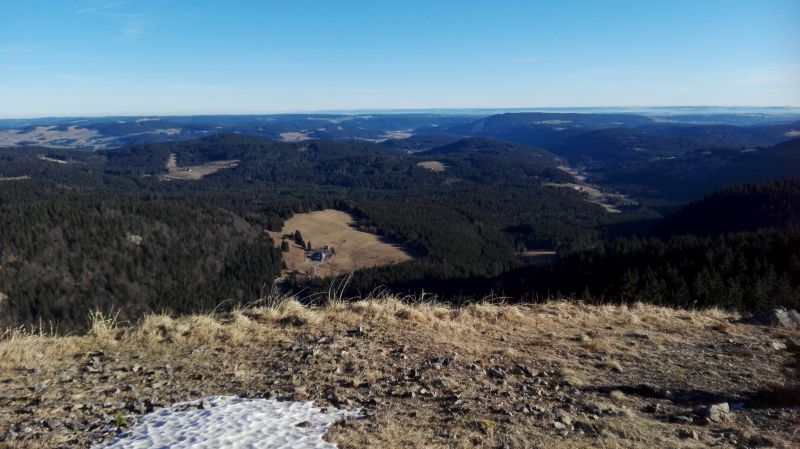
1, 297, 798, 448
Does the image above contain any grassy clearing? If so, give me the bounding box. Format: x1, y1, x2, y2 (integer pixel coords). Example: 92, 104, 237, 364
161, 153, 239, 180
279, 131, 311, 142
268, 209, 415, 278
416, 160, 447, 172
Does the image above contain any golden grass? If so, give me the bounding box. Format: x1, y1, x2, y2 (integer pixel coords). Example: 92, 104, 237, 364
268, 209, 415, 278
416, 160, 447, 172
1, 296, 797, 449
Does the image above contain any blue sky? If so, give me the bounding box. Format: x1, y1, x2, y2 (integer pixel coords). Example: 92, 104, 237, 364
1, 0, 798, 117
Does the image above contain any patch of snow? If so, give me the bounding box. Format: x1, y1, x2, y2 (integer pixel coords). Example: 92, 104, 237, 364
94, 396, 358, 449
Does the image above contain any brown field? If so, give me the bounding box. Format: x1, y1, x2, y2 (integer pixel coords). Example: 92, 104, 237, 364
161, 153, 239, 181
267, 209, 415, 278
416, 160, 447, 172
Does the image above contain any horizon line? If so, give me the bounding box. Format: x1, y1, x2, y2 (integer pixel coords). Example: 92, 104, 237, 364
2, 105, 800, 121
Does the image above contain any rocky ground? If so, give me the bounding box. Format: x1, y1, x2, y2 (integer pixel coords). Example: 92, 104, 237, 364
0, 299, 798, 448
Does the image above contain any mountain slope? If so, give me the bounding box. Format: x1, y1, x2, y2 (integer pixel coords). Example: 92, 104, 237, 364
2, 298, 798, 448
599, 138, 800, 202
658, 177, 800, 237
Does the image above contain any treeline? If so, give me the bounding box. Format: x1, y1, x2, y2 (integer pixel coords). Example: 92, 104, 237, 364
657, 177, 800, 236
0, 200, 281, 332
512, 230, 799, 311
506, 178, 800, 311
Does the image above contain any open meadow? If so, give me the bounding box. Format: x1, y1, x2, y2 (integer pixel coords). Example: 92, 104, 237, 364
268, 209, 415, 278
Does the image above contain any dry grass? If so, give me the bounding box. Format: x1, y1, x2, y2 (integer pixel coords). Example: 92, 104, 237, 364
416, 160, 447, 172
267, 209, 415, 278
160, 153, 239, 181
1, 297, 798, 448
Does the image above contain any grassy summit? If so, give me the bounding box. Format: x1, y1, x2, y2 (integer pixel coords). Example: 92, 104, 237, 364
1, 296, 798, 448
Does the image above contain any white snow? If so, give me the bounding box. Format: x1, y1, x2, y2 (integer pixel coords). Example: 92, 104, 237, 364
94, 396, 357, 449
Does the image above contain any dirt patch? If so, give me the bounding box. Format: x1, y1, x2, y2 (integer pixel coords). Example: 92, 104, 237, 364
416, 161, 446, 172
161, 153, 239, 181
267, 209, 415, 278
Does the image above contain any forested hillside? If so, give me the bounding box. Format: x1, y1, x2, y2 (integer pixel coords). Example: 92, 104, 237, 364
505, 178, 800, 311
658, 177, 800, 236
1, 129, 797, 330
0, 134, 618, 329
598, 138, 800, 202
0, 200, 281, 331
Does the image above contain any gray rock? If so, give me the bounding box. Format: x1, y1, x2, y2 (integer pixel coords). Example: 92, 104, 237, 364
698, 402, 730, 423
770, 341, 787, 351
752, 308, 800, 328
678, 428, 699, 440
487, 367, 507, 380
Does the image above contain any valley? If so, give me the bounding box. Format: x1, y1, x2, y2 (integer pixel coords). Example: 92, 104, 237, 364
0, 111, 797, 331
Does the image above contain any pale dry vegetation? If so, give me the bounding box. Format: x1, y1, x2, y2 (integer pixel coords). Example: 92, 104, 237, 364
268, 209, 415, 278
1, 297, 798, 448
416, 161, 447, 172
160, 153, 239, 180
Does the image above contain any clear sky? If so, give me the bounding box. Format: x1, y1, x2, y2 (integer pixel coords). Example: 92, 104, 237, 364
1, 0, 798, 117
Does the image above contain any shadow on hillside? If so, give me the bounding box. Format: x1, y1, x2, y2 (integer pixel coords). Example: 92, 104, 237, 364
588, 384, 742, 406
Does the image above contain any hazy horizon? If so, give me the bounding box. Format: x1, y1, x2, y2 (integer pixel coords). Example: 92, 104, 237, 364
4, 105, 800, 122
